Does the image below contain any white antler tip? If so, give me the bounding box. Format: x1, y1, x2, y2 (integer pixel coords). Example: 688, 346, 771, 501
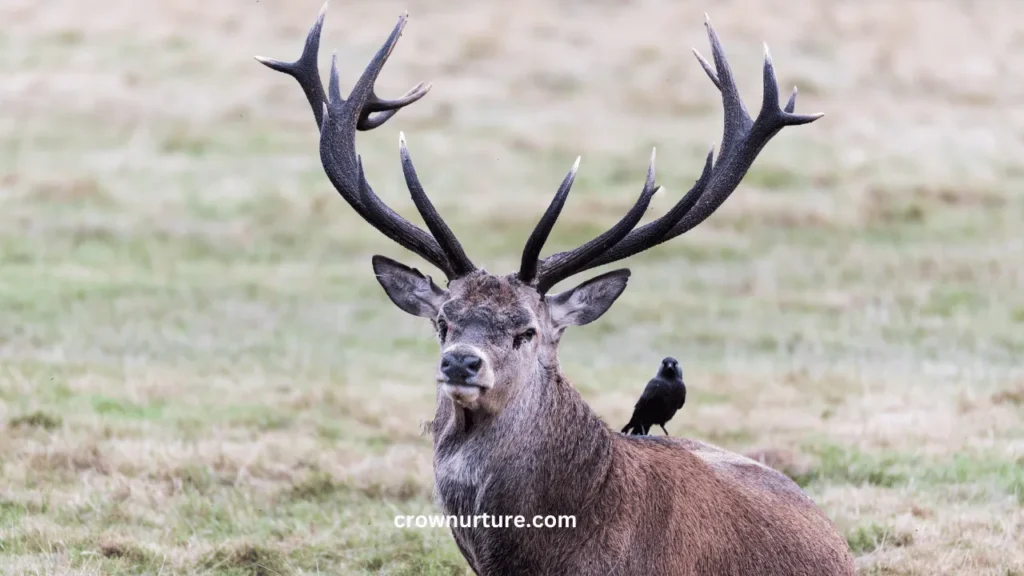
572, 156, 581, 172
763, 42, 772, 59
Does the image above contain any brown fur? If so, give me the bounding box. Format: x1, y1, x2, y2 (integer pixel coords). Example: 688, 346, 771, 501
373, 267, 856, 575
258, 4, 851, 570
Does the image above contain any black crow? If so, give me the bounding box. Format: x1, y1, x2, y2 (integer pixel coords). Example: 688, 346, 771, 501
621, 357, 686, 436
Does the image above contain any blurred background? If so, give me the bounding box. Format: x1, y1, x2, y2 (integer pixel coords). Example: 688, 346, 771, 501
1, 0, 1022, 574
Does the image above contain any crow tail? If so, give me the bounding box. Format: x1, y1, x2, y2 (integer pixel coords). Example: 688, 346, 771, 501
621, 419, 647, 435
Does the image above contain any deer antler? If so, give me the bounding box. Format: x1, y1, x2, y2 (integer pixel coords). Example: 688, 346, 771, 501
522, 15, 823, 293
255, 2, 475, 280
259, 6, 820, 290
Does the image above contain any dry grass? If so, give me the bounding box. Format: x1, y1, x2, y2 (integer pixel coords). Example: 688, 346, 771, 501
1, 0, 1023, 574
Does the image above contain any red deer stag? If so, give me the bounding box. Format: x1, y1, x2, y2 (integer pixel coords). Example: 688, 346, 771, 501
256, 3, 855, 574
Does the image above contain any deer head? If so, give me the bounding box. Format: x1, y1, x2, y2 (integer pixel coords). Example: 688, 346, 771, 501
374, 255, 631, 414
255, 2, 821, 424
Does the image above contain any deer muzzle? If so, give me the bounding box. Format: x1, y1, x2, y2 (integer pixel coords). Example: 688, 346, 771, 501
438, 346, 493, 406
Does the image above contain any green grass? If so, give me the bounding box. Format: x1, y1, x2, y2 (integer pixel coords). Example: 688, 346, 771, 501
1, 0, 1023, 574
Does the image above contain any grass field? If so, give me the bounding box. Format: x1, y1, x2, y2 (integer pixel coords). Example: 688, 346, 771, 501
1, 0, 1023, 574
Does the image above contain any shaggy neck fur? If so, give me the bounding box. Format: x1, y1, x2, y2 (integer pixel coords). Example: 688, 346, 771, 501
431, 362, 616, 574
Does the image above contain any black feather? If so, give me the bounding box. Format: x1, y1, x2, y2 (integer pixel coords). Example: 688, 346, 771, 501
621, 357, 686, 436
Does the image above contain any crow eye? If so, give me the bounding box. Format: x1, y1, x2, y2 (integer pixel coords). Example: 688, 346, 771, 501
436, 319, 448, 342
512, 328, 536, 350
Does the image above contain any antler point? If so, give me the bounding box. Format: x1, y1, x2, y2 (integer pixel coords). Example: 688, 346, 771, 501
572, 156, 582, 172
315, 1, 330, 26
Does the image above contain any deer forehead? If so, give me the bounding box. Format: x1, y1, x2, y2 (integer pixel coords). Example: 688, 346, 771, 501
443, 274, 543, 329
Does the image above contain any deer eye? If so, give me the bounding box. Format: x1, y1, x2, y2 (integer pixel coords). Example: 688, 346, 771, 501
436, 319, 448, 342
512, 328, 536, 350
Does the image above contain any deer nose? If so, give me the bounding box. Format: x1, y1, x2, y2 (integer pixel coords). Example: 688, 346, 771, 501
440, 351, 483, 383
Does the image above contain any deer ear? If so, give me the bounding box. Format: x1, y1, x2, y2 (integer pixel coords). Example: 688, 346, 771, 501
372, 255, 449, 318
546, 269, 630, 329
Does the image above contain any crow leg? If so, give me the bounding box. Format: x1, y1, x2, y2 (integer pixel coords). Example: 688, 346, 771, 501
659, 424, 669, 436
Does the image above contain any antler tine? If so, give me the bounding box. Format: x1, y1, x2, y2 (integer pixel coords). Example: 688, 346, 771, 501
560, 16, 823, 275
347, 11, 433, 131
533, 149, 660, 294
784, 86, 798, 114
352, 154, 451, 269
581, 149, 715, 268
359, 81, 432, 130
694, 14, 752, 160
400, 132, 476, 277
517, 157, 581, 284
259, 2, 472, 280
254, 2, 330, 129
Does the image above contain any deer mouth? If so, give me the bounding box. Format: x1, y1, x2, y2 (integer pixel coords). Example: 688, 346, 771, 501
439, 379, 489, 392
439, 379, 490, 405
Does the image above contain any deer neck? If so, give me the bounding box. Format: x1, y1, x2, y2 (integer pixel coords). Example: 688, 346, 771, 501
431, 364, 614, 516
